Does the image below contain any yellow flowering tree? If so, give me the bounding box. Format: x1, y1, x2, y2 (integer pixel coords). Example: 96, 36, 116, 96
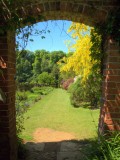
60, 22, 94, 81
60, 22, 102, 108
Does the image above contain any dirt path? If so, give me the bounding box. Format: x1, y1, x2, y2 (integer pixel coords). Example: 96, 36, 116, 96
33, 128, 75, 142
24, 128, 88, 160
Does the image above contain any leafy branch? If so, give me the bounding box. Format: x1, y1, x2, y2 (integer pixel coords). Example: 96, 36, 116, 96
0, 0, 51, 52
105, 9, 120, 43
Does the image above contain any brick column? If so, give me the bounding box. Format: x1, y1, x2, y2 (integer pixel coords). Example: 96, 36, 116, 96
0, 31, 17, 160
99, 38, 120, 134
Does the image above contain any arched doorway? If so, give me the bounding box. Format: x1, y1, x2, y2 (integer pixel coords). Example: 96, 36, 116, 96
0, 1, 120, 159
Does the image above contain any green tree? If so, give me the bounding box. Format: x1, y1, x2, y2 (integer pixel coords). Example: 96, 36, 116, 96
51, 64, 60, 87
37, 72, 55, 86
32, 50, 50, 76
50, 51, 66, 87
16, 50, 34, 83
50, 51, 66, 65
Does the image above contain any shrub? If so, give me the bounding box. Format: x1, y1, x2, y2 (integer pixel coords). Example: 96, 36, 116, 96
17, 91, 28, 101
33, 86, 53, 94
34, 96, 41, 103
17, 82, 34, 91
86, 132, 120, 160
37, 72, 55, 86
68, 78, 86, 107
68, 75, 101, 108
16, 92, 29, 135
85, 74, 101, 109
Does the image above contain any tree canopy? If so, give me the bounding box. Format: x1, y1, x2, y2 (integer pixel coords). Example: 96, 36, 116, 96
16, 49, 66, 88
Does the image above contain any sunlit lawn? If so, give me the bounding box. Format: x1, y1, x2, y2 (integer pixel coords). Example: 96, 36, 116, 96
21, 88, 100, 141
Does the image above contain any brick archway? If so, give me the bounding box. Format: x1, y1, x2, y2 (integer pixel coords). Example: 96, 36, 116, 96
0, 1, 120, 160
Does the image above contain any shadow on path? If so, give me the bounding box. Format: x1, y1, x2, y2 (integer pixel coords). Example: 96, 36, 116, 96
19, 139, 96, 160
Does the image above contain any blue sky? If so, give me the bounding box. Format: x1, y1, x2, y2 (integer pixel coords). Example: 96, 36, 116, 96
17, 20, 74, 53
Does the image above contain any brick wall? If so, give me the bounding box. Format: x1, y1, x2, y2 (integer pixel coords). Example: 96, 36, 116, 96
0, 31, 17, 160
99, 38, 120, 134
0, 1, 120, 160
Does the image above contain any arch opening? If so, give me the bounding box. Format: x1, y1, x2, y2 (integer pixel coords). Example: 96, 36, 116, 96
0, 1, 120, 160
15, 20, 100, 160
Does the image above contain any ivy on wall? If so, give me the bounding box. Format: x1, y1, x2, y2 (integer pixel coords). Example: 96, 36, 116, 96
91, 8, 120, 76
105, 9, 120, 44
0, 0, 45, 35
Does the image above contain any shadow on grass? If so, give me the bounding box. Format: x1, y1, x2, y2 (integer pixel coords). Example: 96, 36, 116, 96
72, 101, 100, 110
18, 138, 99, 160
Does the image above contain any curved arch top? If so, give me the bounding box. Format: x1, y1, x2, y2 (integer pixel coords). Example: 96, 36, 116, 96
16, 0, 119, 26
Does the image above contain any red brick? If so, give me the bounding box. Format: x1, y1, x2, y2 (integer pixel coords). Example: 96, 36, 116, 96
0, 102, 15, 109
0, 126, 10, 132
106, 75, 120, 82
108, 57, 120, 62
115, 95, 120, 102
105, 63, 120, 69
105, 100, 120, 108
107, 50, 120, 56
106, 94, 116, 100
0, 85, 16, 92
107, 125, 115, 130
104, 106, 115, 112
1, 55, 16, 62
110, 113, 120, 118
102, 81, 116, 88
114, 107, 120, 112
116, 83, 120, 88
105, 88, 119, 94
105, 119, 113, 125
0, 37, 7, 44
0, 44, 8, 50
104, 69, 120, 76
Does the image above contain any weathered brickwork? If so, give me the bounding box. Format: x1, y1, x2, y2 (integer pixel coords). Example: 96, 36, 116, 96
99, 39, 120, 134
0, 0, 120, 160
16, 0, 119, 27
0, 32, 17, 160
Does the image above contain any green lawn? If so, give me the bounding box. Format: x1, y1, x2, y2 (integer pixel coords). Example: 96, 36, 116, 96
21, 88, 100, 140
